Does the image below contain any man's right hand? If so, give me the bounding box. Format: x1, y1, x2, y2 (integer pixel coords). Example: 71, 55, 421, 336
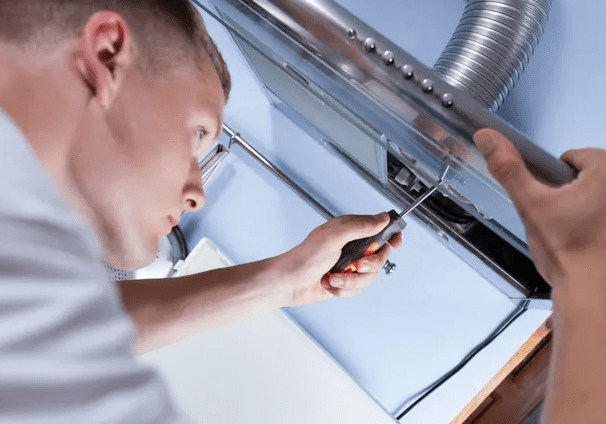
277, 213, 402, 307
474, 129, 606, 288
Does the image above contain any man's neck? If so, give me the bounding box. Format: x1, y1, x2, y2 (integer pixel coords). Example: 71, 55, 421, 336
0, 41, 101, 236
0, 42, 86, 189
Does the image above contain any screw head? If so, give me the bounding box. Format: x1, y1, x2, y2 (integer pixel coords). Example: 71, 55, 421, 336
383, 261, 396, 274
402, 64, 414, 79
421, 78, 434, 93
382, 51, 395, 65
363, 37, 376, 52
442, 92, 454, 107
347, 28, 357, 39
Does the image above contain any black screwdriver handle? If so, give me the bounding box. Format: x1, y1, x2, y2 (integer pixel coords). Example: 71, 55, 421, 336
329, 210, 406, 274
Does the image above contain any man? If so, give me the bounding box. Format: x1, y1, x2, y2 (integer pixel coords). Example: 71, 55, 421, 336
0, 2, 602, 424
0, 1, 399, 422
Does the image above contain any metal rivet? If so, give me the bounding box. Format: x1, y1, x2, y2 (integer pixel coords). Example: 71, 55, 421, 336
454, 173, 466, 185
382, 51, 395, 66
363, 37, 376, 52
436, 231, 449, 242
442, 92, 454, 108
421, 78, 434, 93
347, 29, 357, 39
402, 64, 414, 79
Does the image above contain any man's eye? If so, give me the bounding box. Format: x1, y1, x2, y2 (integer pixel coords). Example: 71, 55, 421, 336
197, 129, 208, 149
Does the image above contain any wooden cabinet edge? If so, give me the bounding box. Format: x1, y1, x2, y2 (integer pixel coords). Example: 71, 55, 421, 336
450, 316, 552, 424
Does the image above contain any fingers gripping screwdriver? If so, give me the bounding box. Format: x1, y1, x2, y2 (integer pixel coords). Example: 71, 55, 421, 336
329, 167, 449, 274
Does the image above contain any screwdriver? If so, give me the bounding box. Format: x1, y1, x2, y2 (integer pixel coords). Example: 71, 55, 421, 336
329, 166, 449, 274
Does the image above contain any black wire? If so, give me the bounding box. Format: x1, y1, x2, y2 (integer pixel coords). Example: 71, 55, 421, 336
396, 305, 528, 420
170, 225, 189, 260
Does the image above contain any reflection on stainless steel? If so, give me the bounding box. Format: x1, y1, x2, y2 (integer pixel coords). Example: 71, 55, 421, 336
435, 0, 552, 111
203, 0, 566, 307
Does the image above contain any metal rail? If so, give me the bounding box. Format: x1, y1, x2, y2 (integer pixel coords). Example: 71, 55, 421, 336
222, 123, 397, 274
222, 124, 334, 220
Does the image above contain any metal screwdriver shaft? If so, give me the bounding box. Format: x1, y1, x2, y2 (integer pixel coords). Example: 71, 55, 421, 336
329, 165, 449, 274
399, 165, 450, 219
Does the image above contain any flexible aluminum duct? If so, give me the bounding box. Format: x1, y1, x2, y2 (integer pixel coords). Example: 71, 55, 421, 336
434, 0, 552, 111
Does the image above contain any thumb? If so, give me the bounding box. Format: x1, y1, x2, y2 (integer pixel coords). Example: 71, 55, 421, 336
474, 128, 536, 205
561, 148, 604, 174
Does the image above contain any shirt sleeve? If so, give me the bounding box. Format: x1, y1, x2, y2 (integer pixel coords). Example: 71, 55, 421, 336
0, 113, 197, 424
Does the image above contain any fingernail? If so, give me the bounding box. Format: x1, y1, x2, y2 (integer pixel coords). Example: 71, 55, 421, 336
374, 212, 386, 221
358, 262, 371, 273
474, 131, 495, 156
331, 276, 345, 288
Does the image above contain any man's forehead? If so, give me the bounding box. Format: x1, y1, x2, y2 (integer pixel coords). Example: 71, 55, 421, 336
195, 73, 224, 140
196, 61, 225, 140
149, 52, 225, 140
193, 56, 226, 110
192, 46, 226, 96
172, 60, 224, 114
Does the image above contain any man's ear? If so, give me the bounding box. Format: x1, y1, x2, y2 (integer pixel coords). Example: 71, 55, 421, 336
74, 11, 133, 108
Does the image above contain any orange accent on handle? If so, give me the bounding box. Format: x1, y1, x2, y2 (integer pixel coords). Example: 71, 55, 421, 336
364, 242, 381, 255
342, 263, 357, 274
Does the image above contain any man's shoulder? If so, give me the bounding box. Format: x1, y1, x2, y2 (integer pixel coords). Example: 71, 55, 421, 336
0, 111, 194, 424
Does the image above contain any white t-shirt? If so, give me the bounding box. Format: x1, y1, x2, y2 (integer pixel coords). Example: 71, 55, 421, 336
0, 111, 194, 424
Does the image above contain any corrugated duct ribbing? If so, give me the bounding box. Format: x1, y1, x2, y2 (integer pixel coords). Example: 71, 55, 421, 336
434, 0, 552, 111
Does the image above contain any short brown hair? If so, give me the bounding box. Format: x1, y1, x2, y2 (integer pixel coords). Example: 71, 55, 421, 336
0, 0, 231, 100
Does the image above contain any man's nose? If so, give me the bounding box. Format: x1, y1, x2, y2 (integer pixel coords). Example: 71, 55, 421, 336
183, 158, 206, 212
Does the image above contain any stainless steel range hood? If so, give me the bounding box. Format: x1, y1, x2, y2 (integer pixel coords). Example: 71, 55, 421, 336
204, 0, 574, 308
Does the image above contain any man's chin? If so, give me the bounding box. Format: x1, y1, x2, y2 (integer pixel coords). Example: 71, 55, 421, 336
101, 242, 159, 272
103, 253, 155, 272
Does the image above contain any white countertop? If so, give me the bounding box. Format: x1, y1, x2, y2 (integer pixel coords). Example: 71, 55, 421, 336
141, 239, 398, 424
